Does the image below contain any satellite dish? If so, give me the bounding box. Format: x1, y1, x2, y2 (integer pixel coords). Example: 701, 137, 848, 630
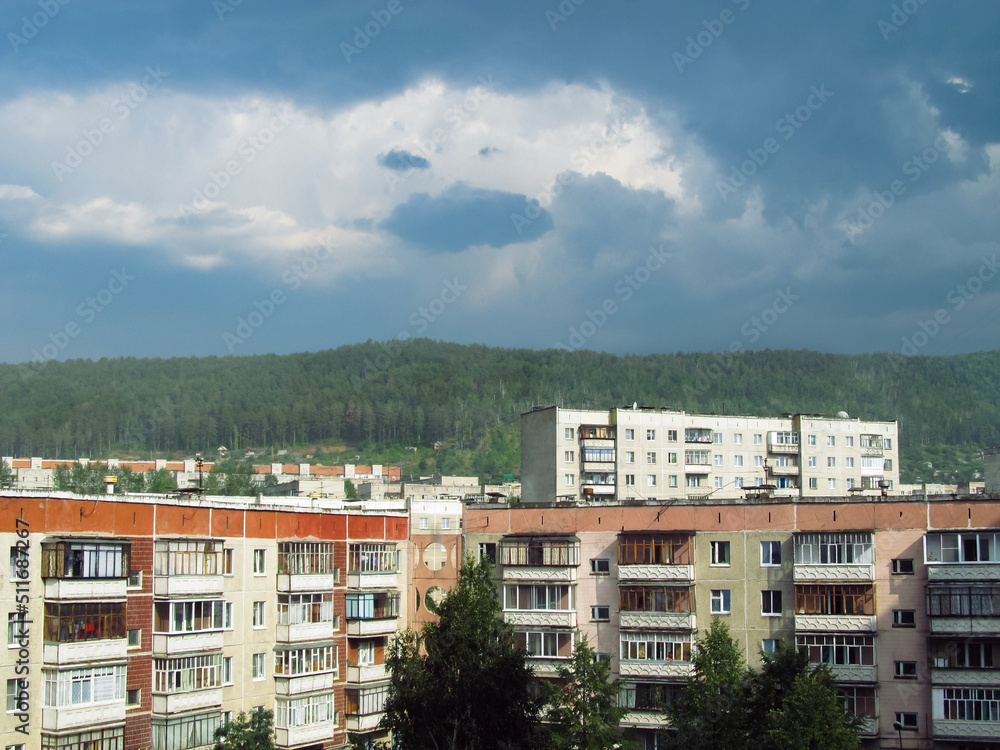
633, 402, 638, 409
836, 410, 849, 419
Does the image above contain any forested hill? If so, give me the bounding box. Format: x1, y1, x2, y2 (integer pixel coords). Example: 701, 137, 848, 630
1, 341, 998, 481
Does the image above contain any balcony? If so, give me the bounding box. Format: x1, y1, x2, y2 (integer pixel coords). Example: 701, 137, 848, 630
619, 660, 693, 679
44, 578, 127, 600
277, 573, 337, 593
346, 712, 383, 733
929, 616, 1000, 636
620, 711, 669, 728
42, 701, 125, 731
684, 429, 713, 444
582, 461, 615, 473
793, 564, 875, 583
347, 618, 399, 637
153, 575, 224, 597
932, 719, 1000, 741
502, 566, 577, 583
684, 464, 711, 474
505, 610, 577, 629
617, 564, 693, 582
858, 717, 878, 737
346, 571, 399, 590
927, 563, 1000, 583
932, 667, 1000, 687
794, 615, 877, 633
152, 630, 224, 655
524, 656, 572, 675
274, 671, 336, 696
619, 611, 695, 630
829, 664, 877, 683
152, 688, 223, 714
43, 638, 127, 665
275, 720, 337, 748
347, 663, 387, 683
582, 484, 616, 496
767, 443, 799, 454
580, 438, 615, 449
766, 463, 798, 476
277, 621, 335, 643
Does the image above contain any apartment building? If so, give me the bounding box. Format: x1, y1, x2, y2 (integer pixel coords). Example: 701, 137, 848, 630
521, 406, 899, 504
459, 495, 1000, 750
0, 490, 408, 750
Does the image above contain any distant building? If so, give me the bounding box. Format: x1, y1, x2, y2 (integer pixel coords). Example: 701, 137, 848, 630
521, 406, 900, 504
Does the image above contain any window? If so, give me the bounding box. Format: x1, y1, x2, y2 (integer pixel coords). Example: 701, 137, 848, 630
441, 517, 451, 530
941, 688, 1000, 723
895, 711, 917, 729
885, 438, 892, 449
685, 450, 710, 465
223, 548, 233, 575
127, 570, 141, 588
714, 477, 723, 488
754, 455, 763, 468
762, 639, 780, 655
127, 629, 140, 648
590, 559, 610, 575
278, 593, 335, 625
253, 601, 265, 628
44, 602, 127, 642
795, 584, 874, 615
152, 599, 226, 634
277, 693, 336, 728
479, 543, 497, 563
620, 631, 693, 662
845, 436, 854, 447
734, 455, 744, 467
151, 713, 220, 750
625, 451, 635, 463
252, 653, 265, 680
646, 475, 656, 487
154, 654, 224, 693
565, 474, 575, 487
519, 630, 574, 658
686, 475, 703, 488
41, 540, 130, 580
685, 428, 713, 443
808, 435, 816, 446
808, 456, 817, 468
798, 634, 874, 666
761, 541, 781, 566
565, 450, 576, 462
828, 478, 837, 490
809, 478, 818, 489
153, 540, 218, 577
625, 474, 635, 486
253, 549, 266, 575
7, 679, 24, 713
7, 548, 24, 582
713, 454, 723, 467
710, 541, 730, 566
734, 433, 743, 445
620, 586, 692, 613
772, 431, 799, 446
926, 532, 1000, 563
126, 689, 140, 707
669, 475, 678, 488
346, 592, 400, 620
565, 427, 574, 440
761, 590, 782, 616
418, 517, 429, 530
711, 590, 731, 614
624, 429, 634, 440
843, 457, 854, 469
7, 613, 24, 646
668, 452, 677, 464
928, 585, 1000, 616
646, 430, 656, 440
846, 478, 855, 489
591, 606, 610, 621
827, 457, 836, 468
504, 584, 573, 611
618, 534, 691, 565
891, 558, 914, 575
754, 434, 762, 445
894, 661, 917, 678
223, 657, 233, 685
884, 459, 893, 470
668, 430, 677, 442
893, 609, 916, 627
274, 645, 337, 676
646, 452, 656, 465
827, 436, 835, 447
42, 665, 126, 707
735, 477, 743, 488
713, 432, 723, 444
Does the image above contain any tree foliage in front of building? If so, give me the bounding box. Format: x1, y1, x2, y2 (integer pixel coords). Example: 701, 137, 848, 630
665, 619, 862, 750
382, 555, 542, 750
213, 708, 275, 750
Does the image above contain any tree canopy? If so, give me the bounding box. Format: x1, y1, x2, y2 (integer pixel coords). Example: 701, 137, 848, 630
382, 555, 541, 750
213, 708, 275, 750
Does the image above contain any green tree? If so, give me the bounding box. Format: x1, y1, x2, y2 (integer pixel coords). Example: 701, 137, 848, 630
344, 478, 358, 500
145, 468, 178, 493
53, 464, 71, 491
0, 458, 13, 489
214, 708, 275, 750
543, 638, 629, 750
221, 462, 259, 496
382, 555, 541, 750
766, 667, 862, 750
665, 619, 749, 750
116, 466, 145, 493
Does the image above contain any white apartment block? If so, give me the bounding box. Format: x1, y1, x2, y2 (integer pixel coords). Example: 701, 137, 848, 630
521, 406, 899, 504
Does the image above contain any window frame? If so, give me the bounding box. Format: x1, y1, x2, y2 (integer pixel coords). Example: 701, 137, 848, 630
710, 589, 731, 615
710, 541, 731, 567
761, 541, 781, 567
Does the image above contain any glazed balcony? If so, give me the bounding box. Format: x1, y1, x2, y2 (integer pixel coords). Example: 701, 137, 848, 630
154, 574, 224, 597
43, 638, 127, 665
274, 671, 336, 696
42, 701, 125, 731
152, 630, 224, 655
275, 720, 336, 748
152, 688, 223, 714
347, 663, 387, 683
44, 578, 128, 600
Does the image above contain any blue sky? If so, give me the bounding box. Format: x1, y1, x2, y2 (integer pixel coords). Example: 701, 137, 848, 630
1, 0, 998, 363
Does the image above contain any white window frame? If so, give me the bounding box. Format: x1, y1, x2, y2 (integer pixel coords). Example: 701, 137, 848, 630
761, 590, 783, 616
252, 653, 266, 680
761, 541, 781, 566
710, 541, 730, 566
253, 549, 266, 576
252, 601, 266, 629
710, 589, 731, 614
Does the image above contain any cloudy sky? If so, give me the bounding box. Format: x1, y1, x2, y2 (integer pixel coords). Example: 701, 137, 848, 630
1, 0, 998, 364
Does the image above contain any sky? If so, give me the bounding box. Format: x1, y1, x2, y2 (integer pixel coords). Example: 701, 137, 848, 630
1, 0, 998, 364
